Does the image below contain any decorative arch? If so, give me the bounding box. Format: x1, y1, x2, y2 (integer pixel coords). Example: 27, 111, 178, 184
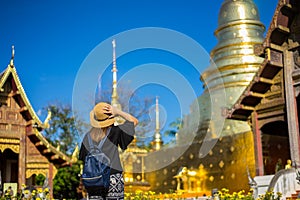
0, 138, 20, 154
26, 169, 48, 179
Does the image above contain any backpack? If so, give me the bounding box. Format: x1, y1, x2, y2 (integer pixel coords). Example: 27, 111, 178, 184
82, 130, 111, 190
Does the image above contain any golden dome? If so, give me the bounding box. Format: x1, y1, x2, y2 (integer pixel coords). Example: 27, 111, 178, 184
218, 0, 260, 27
191, 0, 266, 140
202, 0, 265, 95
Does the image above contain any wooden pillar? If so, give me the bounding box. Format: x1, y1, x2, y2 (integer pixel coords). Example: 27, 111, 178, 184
284, 50, 300, 167
18, 128, 26, 188
251, 111, 264, 176
49, 163, 54, 199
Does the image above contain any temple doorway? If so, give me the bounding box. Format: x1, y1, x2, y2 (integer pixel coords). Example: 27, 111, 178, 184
297, 95, 300, 134
260, 121, 290, 175
0, 149, 18, 183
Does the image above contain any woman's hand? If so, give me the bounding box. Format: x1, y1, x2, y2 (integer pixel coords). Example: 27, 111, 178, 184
102, 103, 138, 126
103, 104, 119, 117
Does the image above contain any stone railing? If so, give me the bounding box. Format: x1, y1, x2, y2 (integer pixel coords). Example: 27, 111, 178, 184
254, 174, 274, 197
267, 168, 300, 199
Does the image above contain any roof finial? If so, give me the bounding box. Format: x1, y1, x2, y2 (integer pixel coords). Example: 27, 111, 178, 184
43, 109, 52, 129
10, 45, 15, 67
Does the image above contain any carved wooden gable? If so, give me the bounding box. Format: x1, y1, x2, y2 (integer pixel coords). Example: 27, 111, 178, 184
0, 63, 71, 169
227, 0, 300, 121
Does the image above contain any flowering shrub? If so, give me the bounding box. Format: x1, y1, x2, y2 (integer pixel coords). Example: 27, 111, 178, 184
0, 184, 50, 200
1, 186, 281, 200
256, 189, 282, 200
125, 189, 205, 200
124, 188, 282, 200
218, 188, 254, 200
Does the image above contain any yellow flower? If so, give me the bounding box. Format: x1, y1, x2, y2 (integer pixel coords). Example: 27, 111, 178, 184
277, 192, 282, 197
221, 188, 229, 193
125, 192, 130, 197
135, 189, 143, 194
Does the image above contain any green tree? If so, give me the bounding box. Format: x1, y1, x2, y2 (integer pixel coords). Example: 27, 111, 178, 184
43, 103, 87, 155
164, 117, 183, 145
35, 174, 46, 186
53, 162, 81, 199
40, 103, 86, 199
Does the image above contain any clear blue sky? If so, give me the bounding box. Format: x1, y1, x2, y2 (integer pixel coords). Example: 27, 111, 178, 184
0, 0, 277, 139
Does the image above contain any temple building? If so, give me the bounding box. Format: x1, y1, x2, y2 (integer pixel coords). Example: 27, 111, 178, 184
0, 48, 71, 196
227, 0, 300, 177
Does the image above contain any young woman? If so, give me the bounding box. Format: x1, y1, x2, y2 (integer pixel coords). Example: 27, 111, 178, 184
79, 102, 138, 199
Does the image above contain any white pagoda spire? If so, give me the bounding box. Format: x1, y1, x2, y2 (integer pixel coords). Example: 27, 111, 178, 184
110, 39, 124, 124
153, 96, 163, 150
111, 39, 120, 108
155, 96, 160, 132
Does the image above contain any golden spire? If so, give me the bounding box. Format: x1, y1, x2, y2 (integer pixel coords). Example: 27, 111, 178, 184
10, 45, 15, 67
153, 96, 163, 151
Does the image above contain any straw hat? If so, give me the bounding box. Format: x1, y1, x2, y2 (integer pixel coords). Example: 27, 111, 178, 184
90, 102, 115, 128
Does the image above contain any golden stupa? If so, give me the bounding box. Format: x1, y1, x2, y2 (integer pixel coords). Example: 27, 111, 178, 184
146, 0, 267, 194
178, 0, 265, 143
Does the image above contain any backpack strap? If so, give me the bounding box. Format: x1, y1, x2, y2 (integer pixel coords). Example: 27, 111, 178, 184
87, 131, 94, 152
97, 127, 111, 150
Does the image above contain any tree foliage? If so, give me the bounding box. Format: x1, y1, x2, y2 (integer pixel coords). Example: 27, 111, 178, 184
39, 103, 86, 199
43, 103, 87, 155
163, 117, 183, 145
53, 162, 81, 199
35, 174, 46, 186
